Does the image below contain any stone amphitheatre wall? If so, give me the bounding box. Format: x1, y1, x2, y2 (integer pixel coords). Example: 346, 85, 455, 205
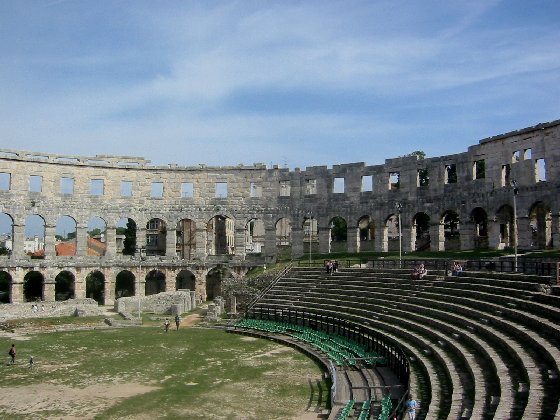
0, 119, 559, 304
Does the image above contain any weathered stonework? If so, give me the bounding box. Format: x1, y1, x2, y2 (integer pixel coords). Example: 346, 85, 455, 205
0, 119, 558, 304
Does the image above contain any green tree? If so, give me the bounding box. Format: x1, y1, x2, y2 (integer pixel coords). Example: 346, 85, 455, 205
123, 218, 137, 255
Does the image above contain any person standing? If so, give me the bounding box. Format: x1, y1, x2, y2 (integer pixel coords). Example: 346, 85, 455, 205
175, 314, 181, 331
8, 344, 16, 364
164, 318, 170, 333
406, 394, 418, 420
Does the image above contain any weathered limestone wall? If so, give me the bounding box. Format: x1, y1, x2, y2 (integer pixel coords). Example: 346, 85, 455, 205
115, 290, 195, 315
0, 298, 103, 321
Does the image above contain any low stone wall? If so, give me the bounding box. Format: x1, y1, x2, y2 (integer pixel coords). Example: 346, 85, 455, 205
0, 298, 103, 321
115, 290, 197, 315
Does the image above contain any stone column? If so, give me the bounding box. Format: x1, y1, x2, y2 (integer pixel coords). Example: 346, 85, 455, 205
76, 224, 88, 256
74, 270, 86, 299
104, 269, 116, 306
347, 226, 359, 253
234, 227, 245, 258
165, 267, 176, 292
487, 220, 502, 250
376, 222, 388, 252
194, 227, 207, 260
460, 222, 475, 250
10, 268, 24, 303
264, 226, 277, 263
318, 227, 331, 254
12, 223, 25, 258
105, 226, 117, 258
291, 228, 304, 258
165, 228, 177, 258
136, 266, 146, 297
517, 216, 532, 249
430, 223, 445, 251
136, 227, 147, 256
43, 279, 55, 302
44, 224, 56, 258
402, 227, 414, 253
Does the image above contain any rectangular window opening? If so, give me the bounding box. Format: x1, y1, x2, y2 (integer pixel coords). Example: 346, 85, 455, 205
524, 148, 532, 160
151, 182, 164, 198
501, 164, 511, 187
512, 150, 521, 162
361, 175, 373, 192
121, 181, 133, 197
90, 179, 104, 196
279, 180, 291, 197
445, 164, 457, 184
0, 172, 11, 191
389, 172, 400, 190
473, 160, 485, 180
250, 182, 262, 198
305, 179, 317, 195
536, 159, 546, 182
29, 175, 43, 193
333, 177, 345, 194
417, 168, 429, 187
60, 177, 74, 194
181, 182, 193, 198
215, 182, 228, 198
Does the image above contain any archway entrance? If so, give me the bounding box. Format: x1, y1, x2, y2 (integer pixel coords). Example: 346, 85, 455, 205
55, 271, 75, 301
86, 270, 105, 304
0, 271, 11, 303
206, 266, 229, 300
145, 270, 166, 295
115, 270, 135, 298
24, 271, 43, 302
358, 216, 375, 252
176, 270, 196, 291
471, 207, 488, 249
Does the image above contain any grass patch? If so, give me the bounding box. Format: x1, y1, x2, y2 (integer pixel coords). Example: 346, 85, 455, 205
0, 319, 329, 419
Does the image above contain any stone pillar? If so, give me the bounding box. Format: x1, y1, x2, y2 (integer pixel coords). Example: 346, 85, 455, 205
347, 226, 359, 253
552, 214, 560, 250
76, 224, 88, 256
487, 220, 502, 250
74, 270, 86, 299
377, 222, 388, 252
136, 267, 146, 297
230, 295, 237, 314
165, 267, 176, 292
43, 279, 55, 302
291, 228, 304, 259
460, 222, 475, 250
12, 223, 25, 258
402, 228, 414, 253
430, 223, 445, 251
165, 228, 177, 257
105, 226, 117, 258
517, 216, 532, 249
104, 270, 116, 306
234, 227, 245, 258
318, 227, 331, 254
194, 227, 207, 260
10, 268, 24, 303
190, 290, 197, 309
264, 226, 277, 263
136, 227, 147, 255
44, 224, 56, 258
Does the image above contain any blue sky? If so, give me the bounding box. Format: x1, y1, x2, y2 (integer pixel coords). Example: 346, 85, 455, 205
1, 0, 559, 169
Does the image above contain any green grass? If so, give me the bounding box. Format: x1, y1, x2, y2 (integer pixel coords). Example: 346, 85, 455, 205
1, 320, 329, 419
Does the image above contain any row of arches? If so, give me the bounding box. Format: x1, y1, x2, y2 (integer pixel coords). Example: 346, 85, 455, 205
0, 200, 553, 259
0, 267, 229, 305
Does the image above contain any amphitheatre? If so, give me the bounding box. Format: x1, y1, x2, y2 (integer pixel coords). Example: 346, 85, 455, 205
0, 118, 559, 419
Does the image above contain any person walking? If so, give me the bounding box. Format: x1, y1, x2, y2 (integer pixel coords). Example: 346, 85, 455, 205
164, 318, 170, 333
8, 344, 16, 364
406, 394, 418, 420
175, 314, 181, 331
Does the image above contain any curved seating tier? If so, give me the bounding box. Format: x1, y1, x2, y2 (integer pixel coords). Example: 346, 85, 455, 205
250, 266, 560, 419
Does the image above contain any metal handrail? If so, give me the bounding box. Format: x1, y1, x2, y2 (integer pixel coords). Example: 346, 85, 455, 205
245, 262, 293, 312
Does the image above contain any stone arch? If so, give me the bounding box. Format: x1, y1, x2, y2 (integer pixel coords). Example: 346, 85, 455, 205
358, 215, 375, 252
55, 215, 77, 256
146, 218, 167, 256
176, 218, 196, 260
116, 217, 137, 256
115, 270, 135, 298
442, 210, 461, 251
384, 213, 400, 252
176, 269, 196, 291
0, 212, 14, 256
207, 215, 235, 255
0, 270, 11, 303
329, 216, 347, 253
245, 218, 265, 254
145, 269, 166, 295
496, 205, 514, 248
87, 216, 107, 256
412, 212, 430, 251
24, 214, 46, 257
55, 270, 75, 301
528, 201, 552, 249
86, 270, 105, 304
471, 207, 488, 249
24, 271, 43, 301
275, 217, 292, 260
206, 265, 231, 300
